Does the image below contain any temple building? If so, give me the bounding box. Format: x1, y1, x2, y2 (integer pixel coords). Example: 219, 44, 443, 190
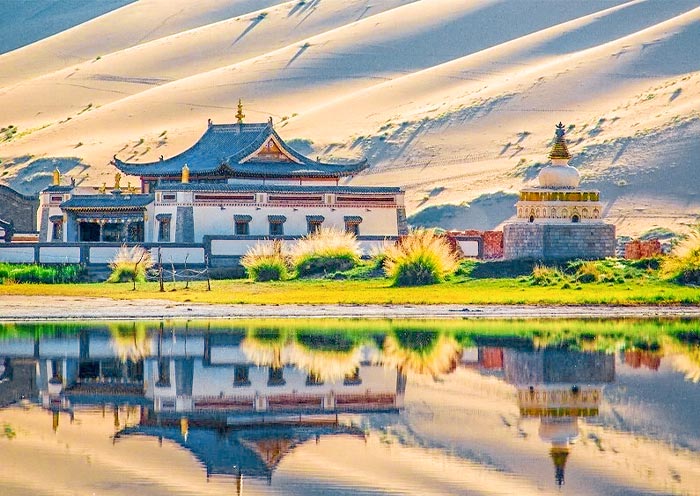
503, 123, 615, 260
37, 104, 407, 252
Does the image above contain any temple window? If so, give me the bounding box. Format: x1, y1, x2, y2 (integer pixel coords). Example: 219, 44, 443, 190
233, 365, 251, 387
102, 223, 123, 242
343, 367, 362, 386
156, 358, 170, 387
157, 214, 171, 242
306, 370, 324, 386
234, 215, 251, 235
268, 215, 286, 236
306, 215, 324, 234
344, 216, 362, 236
127, 221, 144, 242
268, 366, 286, 386
79, 222, 100, 242
529, 215, 535, 223
50, 216, 63, 242
572, 214, 580, 223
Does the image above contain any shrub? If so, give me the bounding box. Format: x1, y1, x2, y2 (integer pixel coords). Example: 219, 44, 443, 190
531, 264, 566, 286
242, 239, 289, 281
575, 261, 600, 283
383, 229, 460, 286
291, 227, 360, 277
660, 226, 700, 285
107, 245, 153, 284
0, 263, 82, 284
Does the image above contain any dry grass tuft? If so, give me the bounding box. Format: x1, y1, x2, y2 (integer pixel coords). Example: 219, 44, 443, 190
241, 239, 289, 281
383, 229, 459, 286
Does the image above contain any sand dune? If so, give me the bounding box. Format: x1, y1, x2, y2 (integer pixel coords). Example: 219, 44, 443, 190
1, 0, 699, 235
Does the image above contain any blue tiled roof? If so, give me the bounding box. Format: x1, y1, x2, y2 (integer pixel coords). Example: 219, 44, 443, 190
60, 193, 154, 210
118, 423, 365, 479
113, 122, 367, 178
43, 185, 74, 193
154, 183, 402, 194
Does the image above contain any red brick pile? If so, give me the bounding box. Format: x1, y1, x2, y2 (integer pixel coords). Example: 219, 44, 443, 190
624, 239, 662, 259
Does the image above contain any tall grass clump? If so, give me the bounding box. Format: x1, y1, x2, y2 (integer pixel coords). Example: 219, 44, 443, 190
531, 264, 566, 286
660, 226, 700, 285
0, 263, 82, 284
291, 227, 360, 277
107, 245, 153, 284
242, 239, 289, 281
383, 229, 459, 286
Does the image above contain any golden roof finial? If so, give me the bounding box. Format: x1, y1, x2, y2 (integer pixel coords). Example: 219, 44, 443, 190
181, 164, 190, 184
114, 172, 122, 191
236, 98, 245, 124
52, 168, 60, 186
548, 122, 571, 161
550, 447, 570, 487
99, 182, 107, 194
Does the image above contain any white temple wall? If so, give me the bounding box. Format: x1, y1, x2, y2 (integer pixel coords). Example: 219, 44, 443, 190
190, 362, 397, 398
187, 204, 398, 242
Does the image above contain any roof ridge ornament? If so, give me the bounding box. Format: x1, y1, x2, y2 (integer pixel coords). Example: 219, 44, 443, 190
548, 122, 571, 161
236, 99, 245, 124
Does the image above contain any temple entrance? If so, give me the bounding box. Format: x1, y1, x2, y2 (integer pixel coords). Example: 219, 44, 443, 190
79, 222, 100, 242
78, 220, 144, 242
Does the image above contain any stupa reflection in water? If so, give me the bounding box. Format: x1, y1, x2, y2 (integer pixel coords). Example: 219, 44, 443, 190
0, 323, 621, 490
463, 345, 615, 486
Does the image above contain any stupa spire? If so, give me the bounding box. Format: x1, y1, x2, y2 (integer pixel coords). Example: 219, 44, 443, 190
550, 447, 570, 487
236, 98, 245, 124
548, 122, 571, 161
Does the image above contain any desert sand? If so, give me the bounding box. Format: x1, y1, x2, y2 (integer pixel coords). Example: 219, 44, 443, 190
0, 0, 699, 236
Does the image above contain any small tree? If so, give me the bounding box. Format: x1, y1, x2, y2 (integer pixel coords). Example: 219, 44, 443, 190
107, 245, 154, 289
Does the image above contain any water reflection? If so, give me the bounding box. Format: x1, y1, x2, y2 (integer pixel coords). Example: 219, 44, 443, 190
1, 319, 700, 495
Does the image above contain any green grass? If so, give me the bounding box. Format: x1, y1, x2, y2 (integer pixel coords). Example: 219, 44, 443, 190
0, 263, 82, 284
0, 274, 697, 305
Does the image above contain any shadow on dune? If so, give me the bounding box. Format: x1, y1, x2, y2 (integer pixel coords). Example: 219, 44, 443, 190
408, 192, 518, 231
8, 157, 84, 195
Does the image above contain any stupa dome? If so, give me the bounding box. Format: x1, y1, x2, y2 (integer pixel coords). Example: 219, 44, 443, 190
538, 417, 579, 445
537, 123, 580, 188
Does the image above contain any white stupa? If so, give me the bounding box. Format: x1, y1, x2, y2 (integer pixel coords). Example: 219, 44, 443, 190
515, 122, 603, 224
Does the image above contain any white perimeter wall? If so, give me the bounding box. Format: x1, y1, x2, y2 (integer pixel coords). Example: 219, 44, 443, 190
39, 246, 80, 263
0, 246, 35, 263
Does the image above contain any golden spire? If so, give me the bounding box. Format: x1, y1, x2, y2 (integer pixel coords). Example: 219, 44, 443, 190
181, 164, 190, 184
548, 122, 571, 161
52, 168, 60, 186
236, 98, 245, 124
114, 172, 122, 191
550, 447, 570, 487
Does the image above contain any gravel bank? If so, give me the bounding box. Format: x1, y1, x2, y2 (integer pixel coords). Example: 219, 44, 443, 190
1, 295, 700, 321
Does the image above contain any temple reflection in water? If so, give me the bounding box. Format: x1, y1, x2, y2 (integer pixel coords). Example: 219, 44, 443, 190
2, 320, 680, 491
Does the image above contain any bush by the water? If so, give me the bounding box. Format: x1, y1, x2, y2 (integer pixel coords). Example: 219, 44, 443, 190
291, 227, 360, 277
241, 240, 289, 281
0, 263, 82, 284
661, 227, 700, 285
107, 245, 154, 283
383, 229, 459, 286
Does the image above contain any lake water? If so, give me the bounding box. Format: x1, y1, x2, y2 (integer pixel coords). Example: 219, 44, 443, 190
1, 318, 699, 495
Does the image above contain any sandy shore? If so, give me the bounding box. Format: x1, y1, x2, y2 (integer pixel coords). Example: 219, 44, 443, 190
1, 295, 700, 321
